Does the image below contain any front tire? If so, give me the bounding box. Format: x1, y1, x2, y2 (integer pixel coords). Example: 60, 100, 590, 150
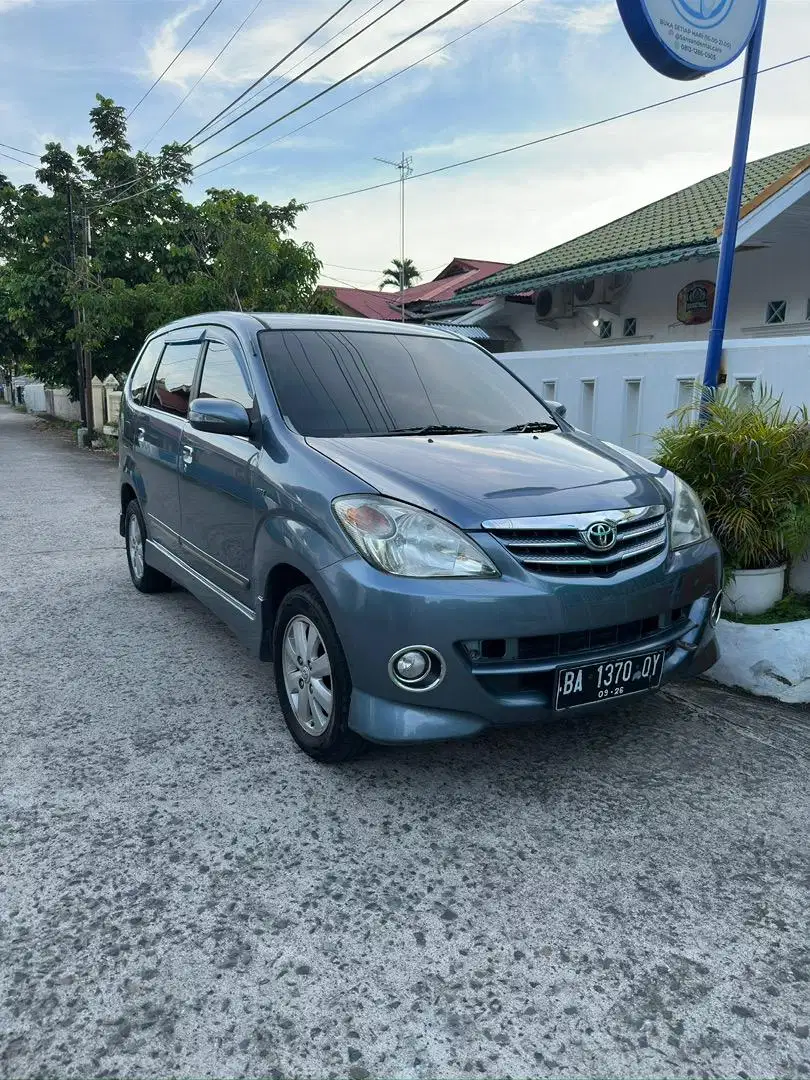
124, 499, 172, 594
273, 585, 366, 763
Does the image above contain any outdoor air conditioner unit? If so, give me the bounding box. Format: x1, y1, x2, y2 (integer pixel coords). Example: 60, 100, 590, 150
572, 273, 631, 308
534, 285, 574, 322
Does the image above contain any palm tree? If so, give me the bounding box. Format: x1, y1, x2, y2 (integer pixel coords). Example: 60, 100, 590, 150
380, 258, 421, 291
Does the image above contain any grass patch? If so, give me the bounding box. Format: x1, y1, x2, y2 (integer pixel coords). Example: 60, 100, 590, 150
723, 591, 810, 625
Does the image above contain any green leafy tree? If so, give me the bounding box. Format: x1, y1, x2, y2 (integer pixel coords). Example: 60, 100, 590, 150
380, 257, 420, 291
2, 95, 332, 391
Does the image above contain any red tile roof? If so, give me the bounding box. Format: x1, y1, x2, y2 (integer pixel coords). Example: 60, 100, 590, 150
326, 258, 509, 320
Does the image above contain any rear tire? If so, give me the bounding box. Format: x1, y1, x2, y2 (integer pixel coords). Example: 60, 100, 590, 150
125, 499, 172, 594
273, 585, 366, 763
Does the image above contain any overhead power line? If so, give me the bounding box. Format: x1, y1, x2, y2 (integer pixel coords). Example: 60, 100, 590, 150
187, 0, 357, 145
301, 52, 810, 206
144, 0, 268, 148
128, 0, 227, 119
195, 0, 528, 179
320, 272, 360, 287
194, 0, 473, 167
92, 51, 809, 215
192, 0, 413, 151
0, 149, 37, 169
324, 260, 449, 275
215, 0, 390, 129
0, 140, 40, 160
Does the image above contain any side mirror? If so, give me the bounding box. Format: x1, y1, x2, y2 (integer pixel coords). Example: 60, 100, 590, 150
547, 399, 567, 419
188, 398, 251, 437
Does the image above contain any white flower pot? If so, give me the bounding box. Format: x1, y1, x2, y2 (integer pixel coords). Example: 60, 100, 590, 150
790, 547, 810, 595
722, 566, 786, 617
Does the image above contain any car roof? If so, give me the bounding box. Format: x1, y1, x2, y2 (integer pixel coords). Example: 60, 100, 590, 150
149, 311, 464, 339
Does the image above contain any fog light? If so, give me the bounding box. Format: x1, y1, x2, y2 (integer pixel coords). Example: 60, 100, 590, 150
710, 591, 724, 627
388, 646, 446, 692
394, 650, 429, 682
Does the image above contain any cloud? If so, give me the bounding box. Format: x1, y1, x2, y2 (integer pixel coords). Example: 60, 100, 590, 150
552, 2, 617, 35
278, 0, 810, 288
143, 0, 570, 92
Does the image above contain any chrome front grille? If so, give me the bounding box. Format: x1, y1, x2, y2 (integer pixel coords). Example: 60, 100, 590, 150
483, 505, 668, 577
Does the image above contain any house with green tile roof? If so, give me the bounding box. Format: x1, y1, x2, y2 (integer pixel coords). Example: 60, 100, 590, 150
447, 143, 810, 352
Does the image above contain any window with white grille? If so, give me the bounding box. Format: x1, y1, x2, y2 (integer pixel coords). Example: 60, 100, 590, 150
623, 318, 637, 338
677, 379, 699, 420
598, 320, 613, 340
580, 380, 595, 433
765, 300, 786, 324
622, 380, 642, 450
736, 379, 756, 407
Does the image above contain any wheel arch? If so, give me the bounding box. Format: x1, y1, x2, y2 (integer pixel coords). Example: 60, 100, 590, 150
259, 563, 316, 661
120, 481, 138, 536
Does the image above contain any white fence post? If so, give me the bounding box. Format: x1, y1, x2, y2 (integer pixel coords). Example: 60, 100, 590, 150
103, 375, 121, 432
91, 376, 105, 430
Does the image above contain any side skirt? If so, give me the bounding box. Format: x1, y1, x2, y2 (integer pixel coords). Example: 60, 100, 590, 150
145, 539, 263, 655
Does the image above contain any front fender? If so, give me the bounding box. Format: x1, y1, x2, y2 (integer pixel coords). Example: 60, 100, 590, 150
252, 510, 354, 660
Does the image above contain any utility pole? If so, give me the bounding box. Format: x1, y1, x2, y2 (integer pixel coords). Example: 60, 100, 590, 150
375, 152, 413, 321
66, 182, 87, 428
80, 200, 95, 437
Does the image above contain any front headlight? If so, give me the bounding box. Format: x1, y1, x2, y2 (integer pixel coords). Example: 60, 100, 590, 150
670, 476, 712, 549
333, 496, 500, 578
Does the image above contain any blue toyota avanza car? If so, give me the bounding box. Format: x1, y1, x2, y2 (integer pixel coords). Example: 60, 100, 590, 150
120, 313, 722, 761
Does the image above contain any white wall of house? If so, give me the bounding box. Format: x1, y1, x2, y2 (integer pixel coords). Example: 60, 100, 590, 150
492, 222, 810, 352
500, 335, 810, 458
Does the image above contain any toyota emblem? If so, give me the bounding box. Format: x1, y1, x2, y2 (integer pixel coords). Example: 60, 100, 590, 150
582, 521, 618, 552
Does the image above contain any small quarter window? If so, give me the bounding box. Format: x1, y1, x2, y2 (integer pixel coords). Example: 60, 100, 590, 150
149, 342, 201, 418
598, 320, 613, 340
765, 300, 786, 325
623, 317, 637, 338
129, 339, 163, 406
198, 341, 254, 411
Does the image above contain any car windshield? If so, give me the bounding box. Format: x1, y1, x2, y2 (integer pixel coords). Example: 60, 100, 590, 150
258, 329, 558, 438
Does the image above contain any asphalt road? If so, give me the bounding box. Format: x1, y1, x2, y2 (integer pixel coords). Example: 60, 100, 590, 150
1, 404, 808, 1080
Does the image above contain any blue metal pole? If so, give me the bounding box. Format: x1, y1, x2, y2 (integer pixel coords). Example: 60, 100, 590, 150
702, 0, 767, 391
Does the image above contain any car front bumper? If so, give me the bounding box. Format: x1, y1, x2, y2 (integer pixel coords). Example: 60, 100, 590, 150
317, 537, 722, 744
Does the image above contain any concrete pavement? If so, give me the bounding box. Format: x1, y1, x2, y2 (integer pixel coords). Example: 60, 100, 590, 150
1, 404, 808, 1079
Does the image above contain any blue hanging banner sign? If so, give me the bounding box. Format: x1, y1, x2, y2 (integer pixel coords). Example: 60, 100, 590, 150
616, 0, 763, 80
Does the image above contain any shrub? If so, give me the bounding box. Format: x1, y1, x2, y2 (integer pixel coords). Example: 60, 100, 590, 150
655, 387, 810, 570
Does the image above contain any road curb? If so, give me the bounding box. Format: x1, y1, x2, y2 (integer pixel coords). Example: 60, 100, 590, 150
707, 618, 810, 704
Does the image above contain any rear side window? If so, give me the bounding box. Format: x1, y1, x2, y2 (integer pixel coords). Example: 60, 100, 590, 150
129, 339, 163, 406
198, 341, 254, 411
149, 342, 201, 418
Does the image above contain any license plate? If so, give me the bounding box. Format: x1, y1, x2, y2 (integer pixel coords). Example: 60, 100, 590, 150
554, 650, 665, 711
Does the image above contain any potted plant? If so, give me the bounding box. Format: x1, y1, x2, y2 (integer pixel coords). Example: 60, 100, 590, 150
656, 388, 810, 616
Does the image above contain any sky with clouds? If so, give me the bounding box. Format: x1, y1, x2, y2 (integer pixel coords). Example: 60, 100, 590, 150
0, 0, 808, 289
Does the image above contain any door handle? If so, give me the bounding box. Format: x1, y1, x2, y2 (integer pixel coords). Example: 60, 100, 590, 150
135, 427, 145, 446
182, 444, 194, 466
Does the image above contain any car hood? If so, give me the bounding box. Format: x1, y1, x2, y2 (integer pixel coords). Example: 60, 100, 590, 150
308, 432, 670, 529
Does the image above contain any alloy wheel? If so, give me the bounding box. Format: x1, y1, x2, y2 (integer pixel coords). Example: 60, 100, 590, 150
127, 511, 145, 582
282, 615, 334, 736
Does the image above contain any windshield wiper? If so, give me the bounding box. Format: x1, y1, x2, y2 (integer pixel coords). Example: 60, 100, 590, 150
383, 425, 488, 436
501, 421, 559, 434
